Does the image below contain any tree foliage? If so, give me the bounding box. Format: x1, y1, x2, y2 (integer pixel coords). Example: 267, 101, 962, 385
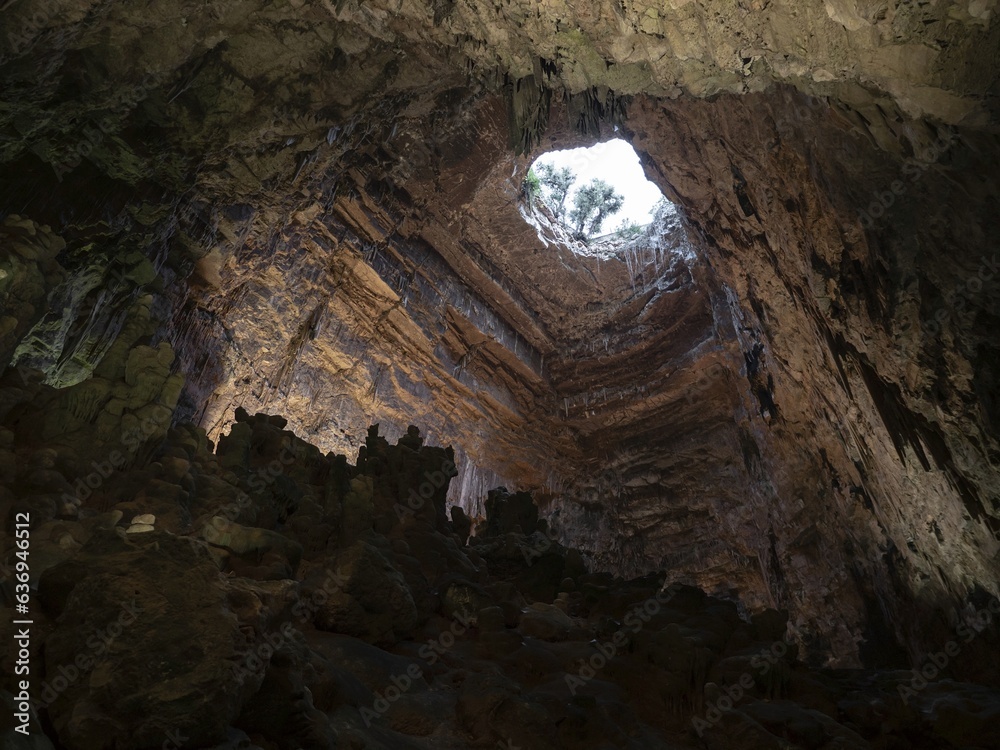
535, 163, 576, 219
614, 220, 643, 241
522, 168, 542, 204
522, 162, 633, 242
569, 179, 624, 237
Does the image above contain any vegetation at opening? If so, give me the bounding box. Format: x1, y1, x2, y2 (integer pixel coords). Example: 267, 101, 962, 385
523, 165, 627, 242
522, 169, 542, 204
614, 220, 644, 241
535, 163, 575, 220
569, 179, 624, 237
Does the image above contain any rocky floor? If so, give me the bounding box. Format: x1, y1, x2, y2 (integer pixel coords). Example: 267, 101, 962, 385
2, 395, 999, 750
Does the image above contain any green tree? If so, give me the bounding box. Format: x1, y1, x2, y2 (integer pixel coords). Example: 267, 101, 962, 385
535, 163, 576, 219
522, 168, 542, 204
613, 220, 643, 241
569, 179, 624, 238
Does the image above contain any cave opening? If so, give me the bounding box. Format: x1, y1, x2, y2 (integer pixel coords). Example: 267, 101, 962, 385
520, 138, 672, 254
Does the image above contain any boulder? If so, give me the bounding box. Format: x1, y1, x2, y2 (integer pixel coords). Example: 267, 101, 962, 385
36, 530, 250, 750
305, 541, 418, 646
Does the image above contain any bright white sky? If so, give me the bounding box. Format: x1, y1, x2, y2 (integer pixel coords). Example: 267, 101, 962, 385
531, 138, 665, 233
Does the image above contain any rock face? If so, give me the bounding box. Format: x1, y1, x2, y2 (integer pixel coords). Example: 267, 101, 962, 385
37, 530, 246, 750
0, 216, 67, 374
1, 409, 998, 749
1, 0, 999, 708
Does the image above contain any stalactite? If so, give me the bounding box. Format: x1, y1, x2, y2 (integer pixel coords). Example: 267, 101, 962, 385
504, 74, 551, 155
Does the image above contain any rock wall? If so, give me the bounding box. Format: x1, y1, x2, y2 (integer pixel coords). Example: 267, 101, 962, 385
0, 217, 66, 373
625, 87, 1000, 669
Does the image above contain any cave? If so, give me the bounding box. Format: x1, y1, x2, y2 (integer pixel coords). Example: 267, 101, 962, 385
2, 1, 1000, 748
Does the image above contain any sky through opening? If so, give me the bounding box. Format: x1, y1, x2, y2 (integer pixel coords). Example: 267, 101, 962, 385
529, 138, 666, 234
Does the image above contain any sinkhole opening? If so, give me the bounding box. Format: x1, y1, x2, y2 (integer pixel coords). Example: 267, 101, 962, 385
521, 138, 673, 255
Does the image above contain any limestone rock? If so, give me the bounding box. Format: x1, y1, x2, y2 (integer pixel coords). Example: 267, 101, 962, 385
305, 541, 418, 646
200, 516, 303, 576
0, 410, 995, 748
36, 531, 249, 750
